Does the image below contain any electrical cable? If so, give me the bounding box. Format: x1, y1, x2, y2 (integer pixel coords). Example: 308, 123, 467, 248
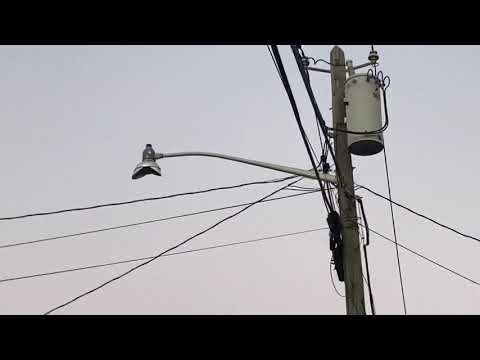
301, 59, 334, 210
285, 184, 320, 191
0, 189, 320, 250
11, 224, 476, 290
268, 45, 322, 167
305, 135, 321, 165
382, 145, 407, 314
356, 198, 376, 315
290, 45, 340, 179
313, 58, 334, 66
299, 55, 326, 159
329, 255, 345, 298
0, 176, 297, 222
283, 188, 318, 193
270, 45, 333, 213
0, 228, 329, 284
359, 223, 480, 287
291, 45, 351, 285
290, 46, 345, 227
356, 185, 480, 244
267, 45, 283, 81
358, 213, 374, 313
326, 182, 336, 213
44, 177, 304, 315
286, 185, 319, 191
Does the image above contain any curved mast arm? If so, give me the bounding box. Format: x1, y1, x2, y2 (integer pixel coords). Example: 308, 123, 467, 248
155, 151, 337, 184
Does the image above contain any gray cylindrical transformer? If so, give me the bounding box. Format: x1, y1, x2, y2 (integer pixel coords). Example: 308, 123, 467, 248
344, 74, 384, 156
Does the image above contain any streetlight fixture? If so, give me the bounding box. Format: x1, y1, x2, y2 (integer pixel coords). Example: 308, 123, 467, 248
132, 144, 162, 179
132, 144, 337, 184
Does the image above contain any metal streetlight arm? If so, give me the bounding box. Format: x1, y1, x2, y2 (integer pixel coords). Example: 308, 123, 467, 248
155, 151, 337, 184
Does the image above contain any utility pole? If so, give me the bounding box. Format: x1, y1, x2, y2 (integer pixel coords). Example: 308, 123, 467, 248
330, 46, 366, 315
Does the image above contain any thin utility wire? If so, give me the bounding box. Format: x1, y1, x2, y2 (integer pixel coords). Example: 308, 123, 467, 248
267, 45, 283, 83
0, 176, 296, 222
0, 228, 328, 283
360, 224, 480, 287
267, 45, 322, 177
290, 45, 341, 182
283, 188, 315, 193
356, 185, 480, 244
0, 189, 320, 250
297, 48, 326, 154
270, 45, 333, 213
383, 146, 407, 315
5, 222, 478, 296
287, 185, 319, 191
44, 177, 304, 315
356, 198, 376, 315
358, 215, 375, 315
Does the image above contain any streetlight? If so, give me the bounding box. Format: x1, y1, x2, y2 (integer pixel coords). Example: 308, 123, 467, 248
132, 144, 337, 184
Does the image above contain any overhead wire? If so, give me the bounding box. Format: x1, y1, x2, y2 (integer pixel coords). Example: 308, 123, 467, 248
267, 44, 283, 83
0, 189, 320, 250
270, 45, 333, 213
358, 213, 374, 314
356, 197, 376, 315
0, 228, 329, 284
0, 176, 297, 222
359, 223, 480, 287
10, 224, 477, 290
290, 45, 341, 182
283, 188, 318, 193
356, 185, 480, 244
301, 56, 335, 212
295, 47, 336, 67
268, 45, 323, 167
44, 177, 305, 315
383, 144, 407, 315
286, 185, 319, 191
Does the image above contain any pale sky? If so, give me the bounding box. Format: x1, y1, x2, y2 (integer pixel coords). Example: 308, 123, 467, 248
0, 45, 478, 314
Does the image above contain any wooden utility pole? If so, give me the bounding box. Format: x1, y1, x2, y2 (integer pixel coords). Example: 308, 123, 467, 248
330, 46, 366, 315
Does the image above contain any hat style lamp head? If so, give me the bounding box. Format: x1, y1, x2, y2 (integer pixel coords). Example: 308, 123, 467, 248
132, 144, 162, 180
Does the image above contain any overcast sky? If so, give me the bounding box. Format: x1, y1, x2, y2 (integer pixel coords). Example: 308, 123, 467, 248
0, 45, 478, 315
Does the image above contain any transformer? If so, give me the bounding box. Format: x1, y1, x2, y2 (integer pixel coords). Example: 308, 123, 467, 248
344, 73, 384, 156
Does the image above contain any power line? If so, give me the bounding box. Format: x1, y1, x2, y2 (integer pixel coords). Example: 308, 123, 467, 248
270, 45, 333, 213
356, 185, 480, 244
6, 221, 479, 303
0, 176, 296, 222
383, 145, 407, 315
270, 44, 324, 185
44, 177, 304, 315
358, 215, 375, 315
17, 224, 478, 290
295, 48, 326, 157
287, 185, 320, 191
360, 224, 480, 287
329, 255, 345, 298
267, 45, 282, 81
284, 187, 319, 193
356, 198, 376, 315
0, 228, 328, 283
290, 45, 341, 183
0, 189, 320, 250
